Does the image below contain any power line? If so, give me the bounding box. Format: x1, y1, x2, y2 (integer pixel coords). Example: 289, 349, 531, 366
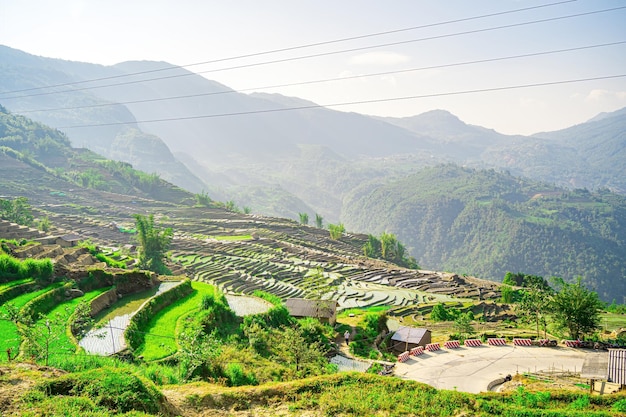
0, 0, 577, 97
56, 74, 626, 129
16, 41, 626, 115
4, 5, 624, 100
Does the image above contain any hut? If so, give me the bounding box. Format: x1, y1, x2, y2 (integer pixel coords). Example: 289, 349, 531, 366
390, 326, 431, 354
285, 298, 338, 325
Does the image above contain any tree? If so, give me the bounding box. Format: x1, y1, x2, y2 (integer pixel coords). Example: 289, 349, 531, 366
298, 212, 309, 225
133, 214, 173, 274
271, 325, 326, 376
550, 277, 604, 340
315, 213, 323, 229
328, 223, 345, 240
430, 303, 450, 322
363, 234, 381, 258
518, 283, 552, 338
453, 312, 475, 339
177, 325, 221, 382
0, 197, 33, 226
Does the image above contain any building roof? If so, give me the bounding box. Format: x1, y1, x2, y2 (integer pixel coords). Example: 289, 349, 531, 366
391, 326, 430, 344
285, 298, 338, 319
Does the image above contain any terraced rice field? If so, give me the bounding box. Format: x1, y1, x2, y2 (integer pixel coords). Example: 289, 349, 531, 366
0, 278, 33, 292
80, 281, 181, 356
134, 281, 218, 361
35, 287, 111, 363
0, 282, 64, 361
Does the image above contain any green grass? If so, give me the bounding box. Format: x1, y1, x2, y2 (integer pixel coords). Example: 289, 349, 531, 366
135, 281, 218, 361
599, 312, 626, 332
213, 235, 253, 241
0, 277, 33, 292
0, 282, 64, 361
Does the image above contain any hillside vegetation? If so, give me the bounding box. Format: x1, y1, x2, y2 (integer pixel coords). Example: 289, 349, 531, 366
343, 165, 626, 302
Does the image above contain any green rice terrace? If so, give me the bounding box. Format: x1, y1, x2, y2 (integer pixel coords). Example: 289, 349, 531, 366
1, 163, 625, 416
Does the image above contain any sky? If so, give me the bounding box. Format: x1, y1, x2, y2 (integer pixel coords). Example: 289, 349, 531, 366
1, 0, 625, 135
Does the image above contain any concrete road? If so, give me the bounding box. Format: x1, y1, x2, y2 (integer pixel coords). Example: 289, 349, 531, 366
394, 345, 588, 393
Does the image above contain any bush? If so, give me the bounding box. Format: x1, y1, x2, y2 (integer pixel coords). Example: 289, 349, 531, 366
224, 363, 257, 386
35, 368, 164, 414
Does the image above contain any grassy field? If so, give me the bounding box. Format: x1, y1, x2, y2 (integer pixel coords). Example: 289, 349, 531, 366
33, 287, 111, 365
600, 312, 626, 333
0, 278, 33, 292
135, 281, 219, 361
0, 282, 64, 361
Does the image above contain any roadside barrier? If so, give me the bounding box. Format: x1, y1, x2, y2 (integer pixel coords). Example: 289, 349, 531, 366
487, 338, 507, 346
465, 339, 482, 347
444, 341, 461, 349
426, 343, 441, 352
513, 338, 533, 346
398, 351, 410, 362
410, 346, 424, 356
564, 340, 581, 348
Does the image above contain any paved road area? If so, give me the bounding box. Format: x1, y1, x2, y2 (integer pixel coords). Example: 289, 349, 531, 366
394, 345, 588, 393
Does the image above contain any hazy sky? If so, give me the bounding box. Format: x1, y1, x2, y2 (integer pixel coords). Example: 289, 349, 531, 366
1, 0, 625, 135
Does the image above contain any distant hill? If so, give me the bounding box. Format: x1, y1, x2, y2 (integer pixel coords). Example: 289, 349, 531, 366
0, 105, 192, 204
0, 46, 210, 195
342, 165, 626, 302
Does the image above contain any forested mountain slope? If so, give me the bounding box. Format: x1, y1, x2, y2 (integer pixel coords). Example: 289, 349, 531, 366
342, 165, 626, 302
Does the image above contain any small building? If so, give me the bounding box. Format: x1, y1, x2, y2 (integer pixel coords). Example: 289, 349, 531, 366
56, 233, 83, 247
285, 298, 338, 325
390, 326, 431, 354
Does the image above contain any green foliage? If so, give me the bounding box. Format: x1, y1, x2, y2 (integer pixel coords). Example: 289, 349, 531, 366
34, 368, 164, 414
328, 222, 345, 240
519, 282, 553, 338
551, 277, 604, 339
342, 164, 626, 302
133, 213, 173, 273
362, 232, 419, 269
224, 363, 258, 387
315, 213, 324, 228
0, 196, 34, 226
252, 290, 282, 306
430, 303, 459, 322
503, 272, 551, 290
36, 216, 51, 232
298, 212, 309, 225
453, 312, 475, 339
194, 190, 212, 206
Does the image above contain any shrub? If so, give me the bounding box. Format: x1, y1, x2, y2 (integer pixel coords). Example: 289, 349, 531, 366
224, 363, 257, 386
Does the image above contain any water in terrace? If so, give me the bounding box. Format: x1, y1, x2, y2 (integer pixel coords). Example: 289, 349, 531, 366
79, 281, 181, 355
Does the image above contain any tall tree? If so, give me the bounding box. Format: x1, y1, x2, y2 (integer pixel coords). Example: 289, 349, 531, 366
518, 282, 552, 338
550, 277, 603, 340
133, 213, 173, 274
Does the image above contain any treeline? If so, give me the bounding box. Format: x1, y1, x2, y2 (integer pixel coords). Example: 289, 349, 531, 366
343, 165, 626, 301
363, 232, 419, 269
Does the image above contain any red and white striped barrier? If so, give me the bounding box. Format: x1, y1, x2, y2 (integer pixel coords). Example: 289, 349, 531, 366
564, 340, 581, 348
513, 338, 532, 346
444, 341, 461, 349
398, 351, 410, 362
465, 339, 482, 347
409, 346, 424, 356
488, 338, 507, 346
426, 343, 441, 352
537, 339, 553, 347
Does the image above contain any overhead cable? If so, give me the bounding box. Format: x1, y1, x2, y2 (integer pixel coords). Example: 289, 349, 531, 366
0, 0, 577, 97
16, 41, 626, 114
56, 74, 626, 129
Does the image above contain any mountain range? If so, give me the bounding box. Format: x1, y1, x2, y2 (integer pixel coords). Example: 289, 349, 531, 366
1, 45, 625, 298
